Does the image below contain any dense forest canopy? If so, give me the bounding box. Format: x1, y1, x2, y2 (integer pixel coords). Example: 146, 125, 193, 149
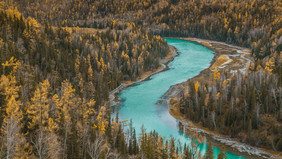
179, 66, 282, 151
9, 0, 282, 58
0, 4, 169, 105
0, 4, 182, 159
0, 0, 281, 158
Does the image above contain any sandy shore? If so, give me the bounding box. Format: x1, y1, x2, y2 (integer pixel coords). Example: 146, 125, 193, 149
161, 38, 281, 159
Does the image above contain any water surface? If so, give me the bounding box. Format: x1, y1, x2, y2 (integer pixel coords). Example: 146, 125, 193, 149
112, 38, 245, 159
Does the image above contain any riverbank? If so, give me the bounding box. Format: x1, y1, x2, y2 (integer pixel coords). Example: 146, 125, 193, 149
161, 37, 253, 102
161, 38, 281, 158
109, 45, 178, 107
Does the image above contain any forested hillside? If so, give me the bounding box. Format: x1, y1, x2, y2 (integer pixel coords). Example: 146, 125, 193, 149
0, 5, 169, 105
10, 0, 282, 58
0, 5, 197, 159
1, 0, 281, 158
179, 58, 282, 151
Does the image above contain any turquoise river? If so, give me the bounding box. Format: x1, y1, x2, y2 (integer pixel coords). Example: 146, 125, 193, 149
112, 38, 246, 158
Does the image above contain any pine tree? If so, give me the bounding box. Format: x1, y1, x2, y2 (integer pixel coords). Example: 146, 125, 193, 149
217, 148, 227, 159
28, 80, 51, 131
57, 80, 77, 159
132, 129, 139, 154
205, 141, 214, 159
183, 143, 192, 159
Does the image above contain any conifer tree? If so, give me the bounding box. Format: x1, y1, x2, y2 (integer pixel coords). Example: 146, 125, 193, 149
217, 147, 227, 159
205, 141, 214, 159
28, 80, 51, 131
57, 80, 77, 159
0, 57, 29, 158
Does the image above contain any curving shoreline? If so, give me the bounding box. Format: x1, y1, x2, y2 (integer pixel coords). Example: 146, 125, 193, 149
162, 38, 280, 159
109, 45, 178, 107
109, 37, 280, 158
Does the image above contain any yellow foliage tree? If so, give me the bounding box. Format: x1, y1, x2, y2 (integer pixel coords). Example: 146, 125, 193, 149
112, 20, 117, 29
0, 57, 29, 158
59, 81, 76, 127
28, 80, 55, 131
0, 57, 22, 121
94, 106, 108, 135
264, 60, 274, 72
87, 55, 94, 81
195, 81, 200, 93
6, 8, 23, 20
57, 80, 77, 158
214, 69, 220, 81
222, 79, 228, 88
82, 99, 96, 126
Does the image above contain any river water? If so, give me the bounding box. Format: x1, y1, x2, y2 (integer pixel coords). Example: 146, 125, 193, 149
112, 38, 246, 158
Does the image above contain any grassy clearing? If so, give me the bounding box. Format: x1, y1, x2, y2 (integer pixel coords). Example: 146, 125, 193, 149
123, 81, 132, 84
136, 71, 153, 80
169, 97, 178, 106
201, 41, 212, 47
211, 55, 229, 69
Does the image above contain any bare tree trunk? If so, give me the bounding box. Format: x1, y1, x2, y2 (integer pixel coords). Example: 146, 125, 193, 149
230, 97, 234, 114
279, 88, 282, 119
63, 125, 68, 159
31, 129, 46, 159
47, 133, 62, 159
244, 100, 248, 129
211, 111, 216, 129
0, 138, 4, 158
256, 103, 260, 128
272, 88, 278, 109
87, 134, 105, 159
6, 122, 10, 159
82, 126, 88, 159
4, 117, 24, 159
